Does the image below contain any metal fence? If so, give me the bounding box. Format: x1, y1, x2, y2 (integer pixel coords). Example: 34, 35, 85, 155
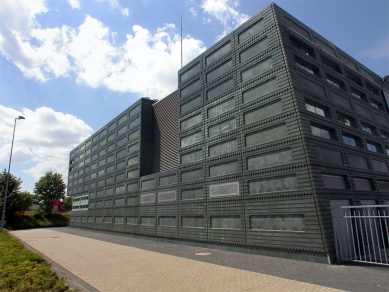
333, 205, 389, 266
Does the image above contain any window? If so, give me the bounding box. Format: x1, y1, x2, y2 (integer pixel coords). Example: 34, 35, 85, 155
305, 101, 327, 117
295, 56, 319, 76
290, 36, 315, 57
311, 125, 334, 140
366, 82, 380, 96
321, 55, 341, 74
342, 134, 359, 147
366, 142, 380, 153
322, 174, 347, 189
380, 130, 389, 140
350, 87, 367, 102
370, 99, 383, 110
326, 74, 345, 90
386, 147, 389, 156
336, 112, 356, 127
361, 122, 376, 135
345, 70, 362, 86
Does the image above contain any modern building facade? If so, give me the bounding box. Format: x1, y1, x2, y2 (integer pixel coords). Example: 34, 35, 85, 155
69, 3, 389, 264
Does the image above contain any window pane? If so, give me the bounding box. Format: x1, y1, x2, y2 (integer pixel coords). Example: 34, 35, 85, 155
321, 129, 330, 139
306, 103, 315, 113
311, 126, 321, 137
315, 107, 325, 117
367, 143, 377, 153
342, 136, 356, 147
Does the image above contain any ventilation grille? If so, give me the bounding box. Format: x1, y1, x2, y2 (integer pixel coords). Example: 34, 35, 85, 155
158, 191, 176, 202
209, 182, 239, 198
140, 193, 155, 204
151, 91, 179, 173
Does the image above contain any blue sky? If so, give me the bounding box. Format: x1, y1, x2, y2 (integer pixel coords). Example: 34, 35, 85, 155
1, 0, 388, 193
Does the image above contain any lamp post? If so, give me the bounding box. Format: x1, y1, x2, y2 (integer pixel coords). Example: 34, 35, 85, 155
1, 116, 25, 233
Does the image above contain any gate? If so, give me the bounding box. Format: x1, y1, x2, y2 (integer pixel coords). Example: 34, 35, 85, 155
332, 204, 389, 266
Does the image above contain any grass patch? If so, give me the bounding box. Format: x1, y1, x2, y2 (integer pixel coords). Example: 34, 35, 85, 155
6, 209, 70, 230
0, 231, 70, 292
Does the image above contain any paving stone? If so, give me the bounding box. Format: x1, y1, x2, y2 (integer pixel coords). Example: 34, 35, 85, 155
11, 228, 389, 292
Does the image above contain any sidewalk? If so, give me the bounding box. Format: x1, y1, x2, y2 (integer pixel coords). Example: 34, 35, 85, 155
11, 228, 388, 292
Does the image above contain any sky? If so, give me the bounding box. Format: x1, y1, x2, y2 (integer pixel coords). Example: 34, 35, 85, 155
1, 0, 388, 193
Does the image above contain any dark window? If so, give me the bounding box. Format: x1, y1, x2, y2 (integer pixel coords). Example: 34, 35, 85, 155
326, 74, 345, 90
342, 134, 361, 147
336, 112, 356, 128
294, 56, 320, 76
366, 82, 380, 96
380, 130, 389, 140
290, 36, 315, 57
345, 70, 363, 86
311, 124, 335, 140
370, 99, 383, 110
350, 87, 368, 102
321, 55, 341, 74
361, 122, 376, 135
366, 142, 380, 153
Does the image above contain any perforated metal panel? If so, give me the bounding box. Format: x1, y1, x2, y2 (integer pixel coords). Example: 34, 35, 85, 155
158, 191, 176, 202
209, 182, 239, 198
140, 193, 155, 204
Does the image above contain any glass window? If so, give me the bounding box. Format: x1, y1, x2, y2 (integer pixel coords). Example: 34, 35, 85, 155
326, 74, 344, 90
321, 55, 341, 73
295, 56, 319, 76
361, 123, 375, 135
311, 125, 331, 140
336, 112, 356, 127
366, 83, 380, 96
370, 99, 383, 110
350, 87, 367, 102
305, 102, 326, 117
380, 130, 389, 140
366, 142, 379, 153
290, 36, 315, 57
342, 134, 357, 147
345, 70, 362, 86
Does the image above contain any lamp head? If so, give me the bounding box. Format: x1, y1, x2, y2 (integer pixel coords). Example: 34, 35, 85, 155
18, 116, 25, 120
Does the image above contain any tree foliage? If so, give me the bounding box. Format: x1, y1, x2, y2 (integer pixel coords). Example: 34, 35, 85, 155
34, 172, 66, 213
0, 169, 22, 221
65, 196, 73, 211
18, 191, 34, 215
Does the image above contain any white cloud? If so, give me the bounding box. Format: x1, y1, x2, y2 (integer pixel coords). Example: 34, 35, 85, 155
0, 0, 206, 99
0, 105, 93, 186
67, 0, 81, 9
67, 0, 129, 15
200, 0, 249, 40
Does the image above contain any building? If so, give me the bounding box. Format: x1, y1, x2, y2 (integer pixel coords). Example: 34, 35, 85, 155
68, 3, 389, 264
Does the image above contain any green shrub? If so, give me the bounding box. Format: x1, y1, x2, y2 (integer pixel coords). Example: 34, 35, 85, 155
33, 208, 46, 219
6, 212, 70, 230
0, 231, 70, 291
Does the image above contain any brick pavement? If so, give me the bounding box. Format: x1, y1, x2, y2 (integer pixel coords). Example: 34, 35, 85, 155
11, 228, 389, 292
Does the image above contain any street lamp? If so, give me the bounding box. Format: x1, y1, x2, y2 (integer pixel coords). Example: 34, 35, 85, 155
1, 116, 25, 233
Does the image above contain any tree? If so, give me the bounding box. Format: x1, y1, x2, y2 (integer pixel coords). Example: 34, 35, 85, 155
18, 191, 34, 215
65, 196, 73, 211
34, 171, 66, 213
0, 169, 23, 221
